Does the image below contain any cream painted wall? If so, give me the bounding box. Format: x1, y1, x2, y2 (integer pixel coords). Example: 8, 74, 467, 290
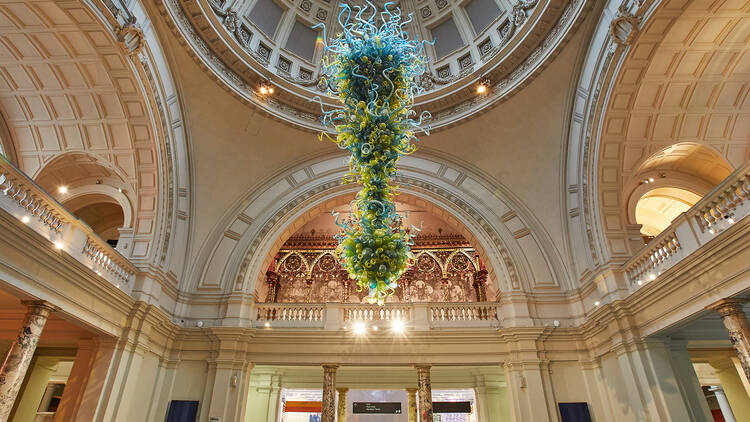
158, 26, 338, 267
424, 28, 589, 271
11, 356, 68, 422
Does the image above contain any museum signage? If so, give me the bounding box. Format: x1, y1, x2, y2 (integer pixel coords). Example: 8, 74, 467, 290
283, 401, 322, 413
352, 402, 403, 414
433, 401, 472, 413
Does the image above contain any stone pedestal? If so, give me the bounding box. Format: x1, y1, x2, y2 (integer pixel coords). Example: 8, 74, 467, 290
406, 388, 417, 422
415, 365, 432, 422
336, 387, 348, 422
710, 299, 750, 383
321, 364, 338, 422
0, 300, 54, 422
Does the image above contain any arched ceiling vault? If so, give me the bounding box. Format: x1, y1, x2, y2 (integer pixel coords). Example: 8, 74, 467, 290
0, 0, 194, 284
0, 0, 160, 257
566, 0, 750, 272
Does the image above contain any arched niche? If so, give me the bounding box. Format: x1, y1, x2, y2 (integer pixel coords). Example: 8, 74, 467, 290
186, 152, 570, 315
258, 194, 494, 304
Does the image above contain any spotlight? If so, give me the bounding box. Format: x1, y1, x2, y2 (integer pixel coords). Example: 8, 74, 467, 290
594, 301, 601, 307
637, 279, 643, 286
58, 186, 68, 194
353, 321, 366, 335
53, 240, 64, 250
21, 216, 30, 223
648, 273, 656, 281
259, 83, 274, 95
391, 319, 405, 333
648, 177, 654, 183
476, 84, 487, 94
95, 270, 101, 276
118, 188, 123, 193
373, 325, 379, 331
264, 321, 271, 328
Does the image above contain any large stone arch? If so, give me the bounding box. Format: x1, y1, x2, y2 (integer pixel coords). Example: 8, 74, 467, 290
0, 0, 194, 281
185, 151, 570, 320
563, 0, 749, 280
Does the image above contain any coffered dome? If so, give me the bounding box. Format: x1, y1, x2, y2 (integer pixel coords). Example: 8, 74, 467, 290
161, 0, 588, 130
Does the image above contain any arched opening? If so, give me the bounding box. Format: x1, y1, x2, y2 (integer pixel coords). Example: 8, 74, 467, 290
62, 194, 125, 246
635, 187, 702, 238
258, 193, 493, 304
33, 152, 133, 247
624, 143, 733, 240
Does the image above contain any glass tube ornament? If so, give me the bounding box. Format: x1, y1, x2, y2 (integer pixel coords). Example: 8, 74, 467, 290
314, 1, 431, 304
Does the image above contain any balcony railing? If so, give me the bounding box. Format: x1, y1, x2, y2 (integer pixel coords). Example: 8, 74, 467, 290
624, 161, 750, 292
0, 155, 136, 291
252, 302, 501, 330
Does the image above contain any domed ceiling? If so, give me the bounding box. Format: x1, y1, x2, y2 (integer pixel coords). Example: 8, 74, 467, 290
160, 0, 588, 130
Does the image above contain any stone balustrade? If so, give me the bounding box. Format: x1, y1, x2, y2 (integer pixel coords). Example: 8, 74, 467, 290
0, 156, 136, 291
429, 302, 500, 328
624, 161, 750, 291
252, 301, 501, 330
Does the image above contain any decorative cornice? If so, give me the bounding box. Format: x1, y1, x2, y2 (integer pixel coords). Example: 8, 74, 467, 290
157, 0, 591, 131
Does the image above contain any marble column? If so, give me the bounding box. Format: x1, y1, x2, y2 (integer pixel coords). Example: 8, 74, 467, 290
710, 299, 750, 382
336, 387, 348, 422
321, 364, 338, 422
709, 386, 736, 422
265, 271, 279, 302
415, 365, 432, 422
406, 388, 418, 422
0, 300, 55, 422
473, 269, 488, 302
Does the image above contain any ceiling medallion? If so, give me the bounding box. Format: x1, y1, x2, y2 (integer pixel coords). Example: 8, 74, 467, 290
317, 2, 429, 304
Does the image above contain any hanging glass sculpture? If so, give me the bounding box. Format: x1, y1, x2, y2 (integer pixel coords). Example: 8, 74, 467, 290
315, 1, 431, 304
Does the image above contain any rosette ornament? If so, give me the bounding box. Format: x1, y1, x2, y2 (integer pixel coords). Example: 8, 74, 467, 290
315, 1, 431, 304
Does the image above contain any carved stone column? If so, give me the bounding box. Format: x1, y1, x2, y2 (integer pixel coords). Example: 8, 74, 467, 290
415, 365, 433, 422
0, 301, 55, 422
321, 364, 338, 422
473, 269, 488, 302
406, 388, 418, 422
336, 387, 348, 422
709, 299, 750, 382
265, 271, 279, 302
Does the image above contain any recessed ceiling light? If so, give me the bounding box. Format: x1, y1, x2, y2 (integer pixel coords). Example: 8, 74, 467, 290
58, 186, 68, 194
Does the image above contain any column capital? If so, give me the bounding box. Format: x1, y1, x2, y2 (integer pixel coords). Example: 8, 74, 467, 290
414, 364, 432, 370
336, 387, 349, 393
322, 364, 339, 371
20, 299, 57, 313
707, 298, 748, 317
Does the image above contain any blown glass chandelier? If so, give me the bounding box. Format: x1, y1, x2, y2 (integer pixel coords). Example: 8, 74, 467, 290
315, 1, 431, 304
